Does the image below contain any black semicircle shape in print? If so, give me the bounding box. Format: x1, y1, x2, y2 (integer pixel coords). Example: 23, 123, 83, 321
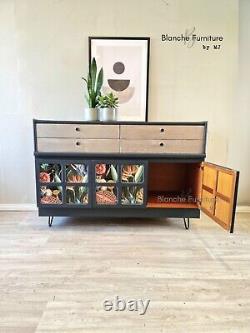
108, 79, 130, 92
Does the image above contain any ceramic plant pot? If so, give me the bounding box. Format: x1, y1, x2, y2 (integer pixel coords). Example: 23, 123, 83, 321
98, 107, 117, 122
83, 107, 98, 121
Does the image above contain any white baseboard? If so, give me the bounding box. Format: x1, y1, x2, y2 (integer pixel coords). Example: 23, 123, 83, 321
236, 206, 250, 213
0, 204, 37, 211
0, 204, 249, 213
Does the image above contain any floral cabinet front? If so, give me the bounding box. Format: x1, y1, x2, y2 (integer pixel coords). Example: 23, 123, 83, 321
36, 159, 147, 209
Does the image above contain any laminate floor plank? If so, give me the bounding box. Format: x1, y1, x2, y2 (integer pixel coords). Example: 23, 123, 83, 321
0, 211, 249, 332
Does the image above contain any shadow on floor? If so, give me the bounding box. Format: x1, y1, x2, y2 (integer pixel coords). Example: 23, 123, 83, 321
43, 216, 187, 230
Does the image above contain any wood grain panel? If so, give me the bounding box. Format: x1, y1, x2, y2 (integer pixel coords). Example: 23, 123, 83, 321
37, 124, 119, 139
148, 163, 188, 192
120, 125, 205, 140
217, 171, 233, 198
37, 138, 120, 153
120, 139, 204, 154
202, 165, 217, 190
201, 162, 239, 232
214, 198, 230, 226
201, 189, 216, 215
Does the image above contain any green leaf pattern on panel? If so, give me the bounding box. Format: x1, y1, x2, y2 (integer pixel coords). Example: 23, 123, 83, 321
66, 186, 88, 205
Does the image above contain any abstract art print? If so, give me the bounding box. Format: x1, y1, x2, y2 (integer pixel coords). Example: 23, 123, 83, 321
89, 37, 150, 121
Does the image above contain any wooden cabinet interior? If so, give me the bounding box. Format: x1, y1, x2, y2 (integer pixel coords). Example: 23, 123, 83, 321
147, 161, 239, 232
147, 162, 202, 209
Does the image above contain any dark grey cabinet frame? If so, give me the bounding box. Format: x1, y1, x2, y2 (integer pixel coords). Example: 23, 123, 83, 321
35, 157, 201, 220
34, 120, 207, 224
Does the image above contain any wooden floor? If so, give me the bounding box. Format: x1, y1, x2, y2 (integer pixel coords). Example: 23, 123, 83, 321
0, 212, 250, 333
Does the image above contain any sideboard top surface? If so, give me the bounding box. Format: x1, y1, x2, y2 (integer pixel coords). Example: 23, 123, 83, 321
33, 119, 207, 126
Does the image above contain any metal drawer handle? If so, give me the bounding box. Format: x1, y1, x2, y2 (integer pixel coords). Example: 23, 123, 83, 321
160, 128, 165, 133
76, 141, 81, 146
160, 142, 164, 147
75, 127, 80, 131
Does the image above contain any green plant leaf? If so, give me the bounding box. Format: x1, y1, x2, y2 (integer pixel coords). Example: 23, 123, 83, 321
40, 163, 49, 171
87, 73, 92, 92
90, 58, 97, 92
82, 77, 88, 84
82, 174, 88, 183
85, 94, 90, 106
83, 58, 104, 108
97, 92, 119, 108
66, 187, 75, 203
96, 67, 103, 94
128, 192, 134, 203
110, 165, 118, 182
54, 173, 61, 183
79, 187, 88, 203
135, 165, 144, 183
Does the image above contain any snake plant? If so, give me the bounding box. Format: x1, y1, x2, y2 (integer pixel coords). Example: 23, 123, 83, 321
82, 58, 103, 108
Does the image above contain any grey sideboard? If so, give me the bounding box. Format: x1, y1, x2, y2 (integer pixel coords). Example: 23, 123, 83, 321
33, 120, 239, 232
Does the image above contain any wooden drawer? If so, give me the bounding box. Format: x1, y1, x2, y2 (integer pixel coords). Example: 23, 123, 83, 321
36, 124, 119, 139
120, 125, 205, 140
120, 139, 204, 154
37, 138, 120, 153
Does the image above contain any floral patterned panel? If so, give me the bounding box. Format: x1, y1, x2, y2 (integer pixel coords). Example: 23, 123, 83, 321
96, 185, 118, 205
95, 164, 118, 183
40, 186, 62, 205
66, 164, 88, 183
121, 165, 144, 183
121, 186, 144, 205
66, 186, 88, 205
40, 164, 62, 183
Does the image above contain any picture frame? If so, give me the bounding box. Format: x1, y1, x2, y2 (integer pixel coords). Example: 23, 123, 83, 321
89, 37, 150, 122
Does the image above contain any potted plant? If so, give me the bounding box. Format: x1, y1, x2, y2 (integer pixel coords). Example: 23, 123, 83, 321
82, 58, 103, 121
97, 92, 119, 122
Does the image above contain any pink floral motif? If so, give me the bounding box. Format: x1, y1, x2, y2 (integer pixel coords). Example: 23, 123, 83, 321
96, 164, 106, 175
40, 172, 50, 183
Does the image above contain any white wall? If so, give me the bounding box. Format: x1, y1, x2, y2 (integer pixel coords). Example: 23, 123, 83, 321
228, 0, 250, 205
1, 0, 248, 205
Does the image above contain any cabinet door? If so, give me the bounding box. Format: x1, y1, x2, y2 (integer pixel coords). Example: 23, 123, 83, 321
120, 161, 147, 207
64, 162, 90, 207
36, 159, 91, 207
94, 161, 119, 207
201, 162, 239, 232
93, 160, 147, 208
38, 161, 63, 206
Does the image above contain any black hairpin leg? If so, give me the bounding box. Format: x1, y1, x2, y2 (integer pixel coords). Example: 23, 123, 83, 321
183, 218, 190, 230
48, 216, 54, 227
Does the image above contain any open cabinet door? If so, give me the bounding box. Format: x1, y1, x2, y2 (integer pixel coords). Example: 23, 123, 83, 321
200, 162, 239, 233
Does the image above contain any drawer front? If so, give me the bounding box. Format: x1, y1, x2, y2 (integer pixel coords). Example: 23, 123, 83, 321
37, 124, 119, 139
120, 139, 204, 154
37, 138, 120, 153
120, 125, 205, 140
